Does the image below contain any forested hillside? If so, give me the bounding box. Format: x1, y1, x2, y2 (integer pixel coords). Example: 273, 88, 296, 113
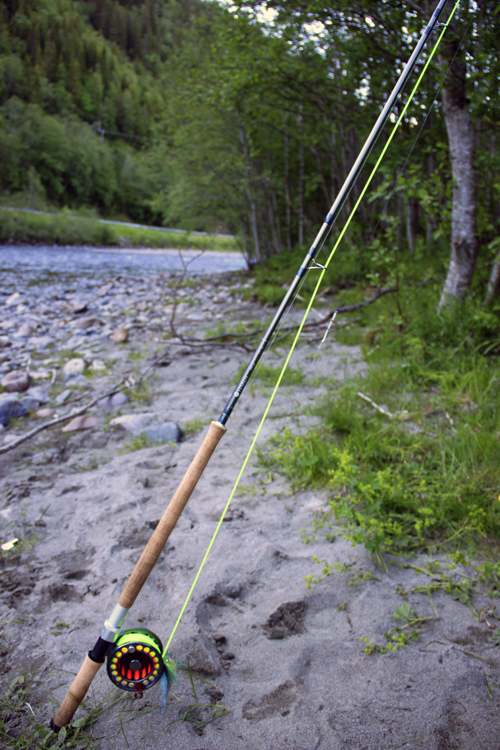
0, 0, 203, 222
1, 0, 500, 304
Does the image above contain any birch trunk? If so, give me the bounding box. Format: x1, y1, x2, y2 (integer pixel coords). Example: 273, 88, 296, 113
438, 23, 479, 311
485, 254, 500, 305
238, 122, 261, 263
298, 103, 304, 245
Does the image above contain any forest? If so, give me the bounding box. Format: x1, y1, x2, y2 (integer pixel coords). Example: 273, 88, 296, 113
1, 0, 500, 308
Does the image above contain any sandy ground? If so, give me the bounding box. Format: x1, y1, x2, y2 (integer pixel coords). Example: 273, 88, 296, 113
0, 265, 499, 750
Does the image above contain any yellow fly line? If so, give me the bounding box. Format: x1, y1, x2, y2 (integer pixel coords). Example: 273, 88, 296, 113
163, 0, 462, 657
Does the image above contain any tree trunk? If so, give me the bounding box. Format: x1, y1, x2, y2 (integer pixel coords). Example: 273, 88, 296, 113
485, 254, 500, 305
238, 123, 261, 263
438, 22, 479, 312
298, 103, 304, 245
284, 123, 292, 250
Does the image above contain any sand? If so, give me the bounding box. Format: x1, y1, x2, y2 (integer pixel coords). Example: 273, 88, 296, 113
0, 269, 499, 750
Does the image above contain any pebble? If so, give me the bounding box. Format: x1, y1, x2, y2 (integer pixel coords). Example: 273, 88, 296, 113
112, 327, 129, 343
54, 389, 72, 405
62, 415, 98, 433
73, 316, 104, 330
97, 393, 129, 411
109, 413, 155, 434
91, 359, 107, 372
20, 396, 40, 411
36, 408, 54, 418
63, 359, 86, 379
0, 398, 29, 427
1, 370, 31, 392
27, 385, 50, 404
70, 299, 88, 314
28, 335, 55, 349
13, 322, 35, 338
5, 292, 21, 306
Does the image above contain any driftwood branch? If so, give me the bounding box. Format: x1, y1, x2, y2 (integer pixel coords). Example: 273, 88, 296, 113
0, 381, 128, 455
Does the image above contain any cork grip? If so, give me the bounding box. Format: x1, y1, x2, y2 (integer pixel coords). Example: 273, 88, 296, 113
119, 420, 226, 609
53, 655, 103, 729
52, 420, 226, 730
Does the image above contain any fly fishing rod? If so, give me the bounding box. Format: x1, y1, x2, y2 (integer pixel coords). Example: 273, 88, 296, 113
52, 0, 451, 730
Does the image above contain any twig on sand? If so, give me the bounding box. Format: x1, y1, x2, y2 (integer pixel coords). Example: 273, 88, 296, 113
0, 381, 129, 455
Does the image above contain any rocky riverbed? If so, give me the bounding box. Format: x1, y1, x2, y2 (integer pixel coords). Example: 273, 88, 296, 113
0, 247, 499, 750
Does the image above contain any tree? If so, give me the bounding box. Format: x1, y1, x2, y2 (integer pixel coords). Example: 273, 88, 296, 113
230, 0, 500, 307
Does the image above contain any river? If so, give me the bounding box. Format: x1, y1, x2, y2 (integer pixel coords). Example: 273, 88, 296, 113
0, 245, 247, 293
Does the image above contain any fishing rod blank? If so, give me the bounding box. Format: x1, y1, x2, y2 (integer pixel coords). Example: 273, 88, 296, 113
52, 0, 450, 730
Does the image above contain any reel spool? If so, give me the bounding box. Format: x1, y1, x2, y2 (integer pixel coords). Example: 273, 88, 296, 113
106, 628, 164, 698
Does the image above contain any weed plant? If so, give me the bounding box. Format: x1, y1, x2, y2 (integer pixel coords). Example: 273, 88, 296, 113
259, 286, 500, 563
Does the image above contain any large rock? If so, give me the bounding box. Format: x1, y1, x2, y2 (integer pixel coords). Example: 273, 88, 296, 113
0, 397, 29, 427
1, 370, 31, 393
143, 422, 183, 444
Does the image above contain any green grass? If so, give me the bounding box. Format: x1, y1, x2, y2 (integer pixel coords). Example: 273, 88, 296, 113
258, 286, 500, 564
234, 362, 305, 388
0, 206, 239, 252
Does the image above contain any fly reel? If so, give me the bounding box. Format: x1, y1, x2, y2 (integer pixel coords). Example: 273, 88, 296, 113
106, 628, 164, 698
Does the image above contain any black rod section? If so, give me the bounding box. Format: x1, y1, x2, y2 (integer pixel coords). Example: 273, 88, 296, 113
219, 0, 449, 427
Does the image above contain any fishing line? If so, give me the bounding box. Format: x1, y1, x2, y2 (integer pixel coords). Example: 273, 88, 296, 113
162, 0, 462, 657
282, 8, 474, 419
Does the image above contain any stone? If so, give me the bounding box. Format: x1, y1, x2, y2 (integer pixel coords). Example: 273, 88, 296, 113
13, 322, 35, 338
0, 320, 16, 330
112, 327, 129, 343
55, 389, 72, 405
63, 359, 85, 379
97, 392, 129, 411
91, 359, 107, 372
73, 316, 104, 331
20, 396, 40, 411
62, 336, 84, 350
0, 336, 11, 349
35, 408, 54, 419
62, 415, 98, 433
5, 292, 21, 306
109, 413, 155, 434
26, 386, 50, 404
1, 370, 31, 392
28, 335, 55, 349
143, 422, 183, 444
69, 299, 88, 314
0, 398, 29, 427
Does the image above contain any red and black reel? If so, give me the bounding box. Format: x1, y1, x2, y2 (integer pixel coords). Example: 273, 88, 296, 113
106, 628, 164, 698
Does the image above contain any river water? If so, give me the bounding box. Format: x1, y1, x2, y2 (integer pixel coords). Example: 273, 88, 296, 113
0, 245, 247, 292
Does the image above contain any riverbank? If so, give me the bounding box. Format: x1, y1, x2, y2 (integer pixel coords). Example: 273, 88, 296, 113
0, 262, 499, 750
0, 206, 239, 252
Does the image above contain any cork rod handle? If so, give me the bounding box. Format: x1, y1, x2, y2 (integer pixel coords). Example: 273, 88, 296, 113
119, 420, 226, 608
53, 656, 102, 729
53, 421, 226, 729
